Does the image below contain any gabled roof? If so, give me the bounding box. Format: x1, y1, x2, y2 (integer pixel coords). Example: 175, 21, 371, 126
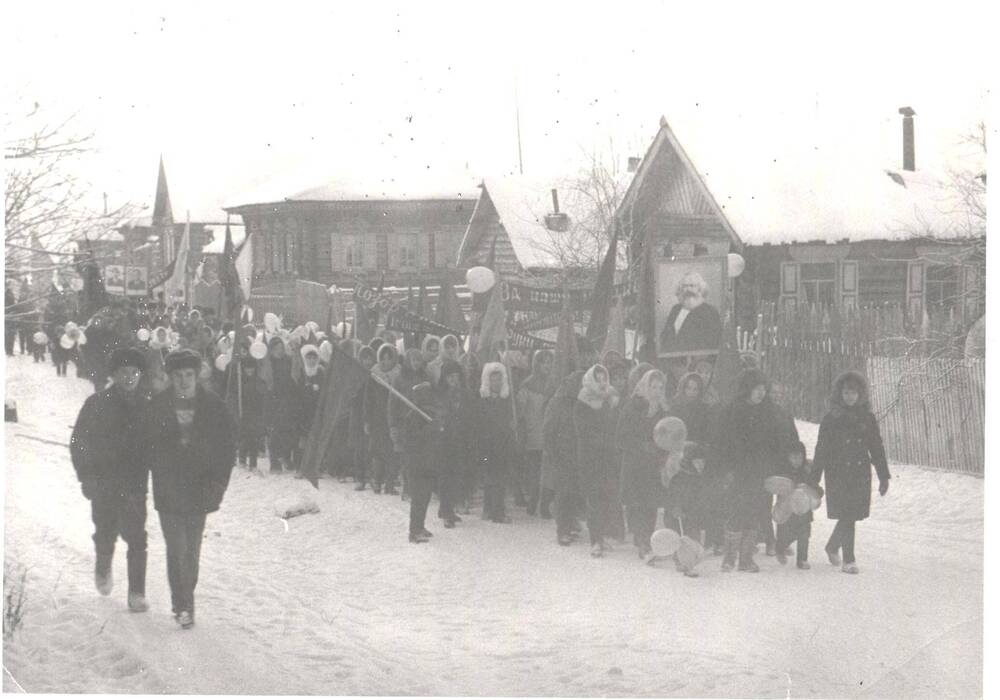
624, 113, 983, 245
458, 172, 633, 271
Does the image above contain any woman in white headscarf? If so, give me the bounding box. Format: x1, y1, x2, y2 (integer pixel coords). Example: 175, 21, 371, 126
474, 362, 515, 523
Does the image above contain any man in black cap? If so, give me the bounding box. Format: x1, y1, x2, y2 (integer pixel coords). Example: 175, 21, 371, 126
144, 348, 235, 629
70, 346, 150, 612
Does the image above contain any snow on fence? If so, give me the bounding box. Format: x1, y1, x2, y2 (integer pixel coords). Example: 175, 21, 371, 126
761, 340, 985, 475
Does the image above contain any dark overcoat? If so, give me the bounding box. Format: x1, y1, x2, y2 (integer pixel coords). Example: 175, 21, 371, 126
812, 407, 889, 521
70, 386, 148, 494
616, 396, 668, 508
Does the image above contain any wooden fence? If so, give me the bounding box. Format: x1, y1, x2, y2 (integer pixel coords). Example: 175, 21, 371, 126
760, 340, 985, 475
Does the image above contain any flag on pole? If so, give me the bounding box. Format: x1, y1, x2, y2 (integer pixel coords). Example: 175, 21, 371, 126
547, 307, 579, 395
434, 277, 467, 331
476, 273, 507, 358
299, 343, 372, 488
164, 213, 191, 304
586, 222, 620, 344
234, 233, 253, 302
602, 296, 626, 356
219, 220, 242, 319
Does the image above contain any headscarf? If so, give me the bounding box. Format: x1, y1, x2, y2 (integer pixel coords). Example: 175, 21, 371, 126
439, 334, 461, 362
403, 348, 426, 374
672, 371, 706, 406
519, 349, 554, 395
479, 361, 510, 399
576, 363, 618, 410
437, 359, 465, 392
631, 368, 670, 417
420, 334, 441, 363
627, 362, 656, 396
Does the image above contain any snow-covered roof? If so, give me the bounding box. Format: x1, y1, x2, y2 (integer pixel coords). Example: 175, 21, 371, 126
461, 172, 633, 270
224, 166, 480, 210
200, 224, 247, 254
627, 111, 984, 245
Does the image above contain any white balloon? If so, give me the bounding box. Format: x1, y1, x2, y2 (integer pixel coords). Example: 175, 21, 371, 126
249, 340, 268, 360
65, 321, 78, 332
69, 277, 84, 292
136, 328, 151, 342
60, 334, 75, 349
727, 252, 745, 278
215, 352, 232, 371
264, 312, 281, 333
32, 331, 48, 345
465, 266, 496, 294
76, 330, 87, 346
318, 340, 333, 363
650, 528, 681, 557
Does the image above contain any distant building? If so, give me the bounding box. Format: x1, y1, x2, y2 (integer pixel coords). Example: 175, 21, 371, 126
224, 174, 479, 319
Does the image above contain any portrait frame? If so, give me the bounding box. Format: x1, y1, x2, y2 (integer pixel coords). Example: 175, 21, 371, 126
104, 264, 125, 295
125, 266, 148, 296
654, 255, 727, 359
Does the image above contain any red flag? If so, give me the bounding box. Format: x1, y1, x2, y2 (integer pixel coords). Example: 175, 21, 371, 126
586, 223, 620, 343
299, 344, 372, 487
475, 273, 507, 358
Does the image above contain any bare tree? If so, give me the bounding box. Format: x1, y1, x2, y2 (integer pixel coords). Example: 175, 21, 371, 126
4, 99, 138, 277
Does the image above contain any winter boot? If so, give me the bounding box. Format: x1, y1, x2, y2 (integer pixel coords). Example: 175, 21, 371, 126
177, 610, 195, 629
738, 530, 760, 573
825, 545, 842, 566
127, 592, 149, 612
95, 552, 113, 596
126, 549, 147, 610
721, 531, 740, 572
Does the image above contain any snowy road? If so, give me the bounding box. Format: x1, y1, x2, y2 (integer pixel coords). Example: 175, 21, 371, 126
3, 354, 983, 697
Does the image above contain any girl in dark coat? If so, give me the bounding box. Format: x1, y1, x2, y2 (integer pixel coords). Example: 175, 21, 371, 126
227, 346, 267, 471
543, 368, 587, 546
812, 370, 890, 574
437, 360, 472, 527
669, 372, 717, 446
475, 362, 516, 523
616, 368, 670, 559
365, 344, 401, 494
264, 338, 296, 472
715, 369, 787, 572
573, 364, 621, 557
293, 345, 325, 471
349, 346, 377, 490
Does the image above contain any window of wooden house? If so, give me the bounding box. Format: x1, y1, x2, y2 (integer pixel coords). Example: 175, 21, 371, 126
398, 234, 418, 269
343, 235, 364, 269
858, 260, 907, 306
925, 264, 960, 310
799, 262, 836, 305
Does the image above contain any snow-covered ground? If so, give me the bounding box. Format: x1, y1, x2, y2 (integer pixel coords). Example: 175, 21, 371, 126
2, 354, 983, 697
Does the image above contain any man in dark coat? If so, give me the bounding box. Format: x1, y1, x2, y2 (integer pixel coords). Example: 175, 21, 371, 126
405, 382, 445, 542
812, 370, 890, 574
144, 349, 236, 628
658, 271, 722, 356
70, 347, 150, 611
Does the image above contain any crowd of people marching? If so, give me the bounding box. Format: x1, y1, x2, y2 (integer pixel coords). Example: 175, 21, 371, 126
34, 299, 892, 628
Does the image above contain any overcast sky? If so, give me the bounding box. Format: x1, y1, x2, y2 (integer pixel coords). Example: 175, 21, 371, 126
4, 1, 991, 221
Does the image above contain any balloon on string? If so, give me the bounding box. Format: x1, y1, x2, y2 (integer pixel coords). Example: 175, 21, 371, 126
763, 475, 794, 497
465, 266, 497, 294
772, 496, 793, 524
65, 321, 78, 332
789, 487, 813, 516
319, 340, 333, 363
727, 253, 746, 278
69, 277, 84, 292
60, 334, 75, 349
136, 328, 151, 342
249, 341, 268, 360
653, 416, 687, 452
650, 528, 681, 557
264, 312, 281, 333
76, 330, 87, 346
676, 535, 706, 570
32, 331, 48, 345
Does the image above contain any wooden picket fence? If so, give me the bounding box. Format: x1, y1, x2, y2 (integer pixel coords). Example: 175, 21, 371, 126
757, 339, 985, 476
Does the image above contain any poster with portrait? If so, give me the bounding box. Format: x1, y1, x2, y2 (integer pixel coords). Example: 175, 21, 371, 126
125, 266, 148, 296
104, 265, 125, 295
655, 256, 727, 359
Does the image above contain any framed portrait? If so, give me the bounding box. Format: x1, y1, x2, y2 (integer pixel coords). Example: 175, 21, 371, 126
104, 265, 125, 295
125, 266, 148, 296
655, 256, 727, 359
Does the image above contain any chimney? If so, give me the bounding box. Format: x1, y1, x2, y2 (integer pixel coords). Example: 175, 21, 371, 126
551, 188, 560, 214
898, 106, 916, 171
627, 156, 641, 173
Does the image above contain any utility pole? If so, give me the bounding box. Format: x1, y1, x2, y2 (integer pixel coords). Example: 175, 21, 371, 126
515, 75, 524, 175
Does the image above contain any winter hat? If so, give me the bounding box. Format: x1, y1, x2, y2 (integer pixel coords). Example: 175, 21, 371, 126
377, 343, 398, 364
300, 344, 320, 360
479, 361, 510, 399
627, 362, 656, 396
164, 348, 203, 373
437, 360, 465, 389
830, 370, 871, 410
357, 346, 377, 366
577, 364, 617, 410
109, 347, 146, 373
631, 369, 670, 417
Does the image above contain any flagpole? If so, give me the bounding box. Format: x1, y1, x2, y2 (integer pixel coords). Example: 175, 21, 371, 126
184, 210, 191, 306
368, 370, 433, 423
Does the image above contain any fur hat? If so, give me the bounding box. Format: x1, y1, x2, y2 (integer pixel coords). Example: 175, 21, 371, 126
300, 343, 320, 360
377, 343, 398, 364
830, 370, 871, 410
164, 348, 203, 373
479, 361, 510, 399
437, 359, 465, 389
108, 347, 146, 373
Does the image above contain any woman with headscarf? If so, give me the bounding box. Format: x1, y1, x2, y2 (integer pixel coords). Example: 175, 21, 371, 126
437, 360, 471, 527
516, 349, 554, 517
474, 362, 516, 523
426, 334, 461, 385
714, 368, 787, 572
812, 371, 890, 574
670, 372, 716, 447
600, 350, 631, 542
626, 362, 656, 398
264, 337, 296, 473
389, 348, 430, 501
420, 335, 441, 366
293, 344, 325, 471
573, 364, 621, 557
365, 344, 402, 494
617, 368, 671, 559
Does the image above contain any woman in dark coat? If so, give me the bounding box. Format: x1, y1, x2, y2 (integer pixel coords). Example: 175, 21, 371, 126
405, 382, 445, 543
573, 364, 621, 557
714, 368, 788, 572
669, 372, 716, 446
349, 346, 377, 490
543, 368, 587, 546
617, 368, 670, 559
437, 360, 472, 527
812, 370, 890, 574
475, 362, 516, 523
365, 344, 401, 494
264, 338, 296, 472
